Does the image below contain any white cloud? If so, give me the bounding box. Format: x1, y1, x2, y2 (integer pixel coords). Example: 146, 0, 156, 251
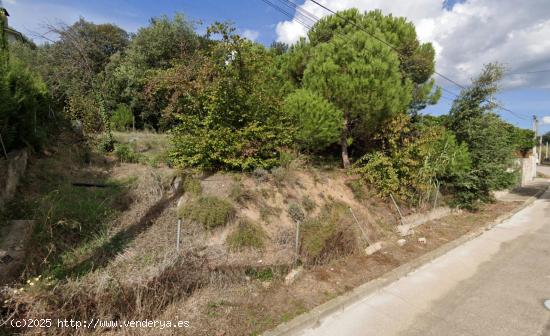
242, 29, 260, 41
542, 116, 550, 125
274, 0, 550, 89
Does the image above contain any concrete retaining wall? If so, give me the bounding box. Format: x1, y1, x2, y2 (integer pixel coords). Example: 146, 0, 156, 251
0, 149, 28, 209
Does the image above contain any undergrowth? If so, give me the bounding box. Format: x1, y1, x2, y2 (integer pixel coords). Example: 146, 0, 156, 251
178, 196, 235, 229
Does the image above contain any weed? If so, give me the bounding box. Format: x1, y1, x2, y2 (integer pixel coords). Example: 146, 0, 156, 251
287, 203, 305, 223
226, 219, 267, 250
346, 179, 366, 201
179, 196, 235, 229
301, 195, 316, 213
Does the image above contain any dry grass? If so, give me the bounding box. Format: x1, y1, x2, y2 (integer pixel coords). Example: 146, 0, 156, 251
4, 142, 512, 336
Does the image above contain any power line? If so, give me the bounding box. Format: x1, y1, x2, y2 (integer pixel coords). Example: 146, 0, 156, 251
261, 0, 528, 121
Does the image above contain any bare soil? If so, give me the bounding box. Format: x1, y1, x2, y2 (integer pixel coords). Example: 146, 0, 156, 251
0, 133, 530, 336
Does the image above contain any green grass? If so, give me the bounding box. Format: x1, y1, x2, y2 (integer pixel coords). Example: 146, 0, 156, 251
226, 219, 267, 250
178, 196, 235, 229
245, 267, 274, 281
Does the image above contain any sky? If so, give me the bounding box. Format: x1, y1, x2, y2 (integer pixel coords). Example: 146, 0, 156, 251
2, 0, 550, 134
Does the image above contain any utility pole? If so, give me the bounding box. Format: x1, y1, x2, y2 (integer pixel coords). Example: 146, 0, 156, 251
533, 115, 538, 164
540, 135, 544, 163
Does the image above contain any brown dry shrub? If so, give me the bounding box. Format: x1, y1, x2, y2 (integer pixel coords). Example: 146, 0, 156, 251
300, 202, 358, 265
2, 252, 209, 335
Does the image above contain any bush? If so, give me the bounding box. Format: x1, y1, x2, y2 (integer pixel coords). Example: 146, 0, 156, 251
110, 104, 133, 131
0, 56, 51, 152
157, 33, 293, 171
179, 196, 235, 229
353, 119, 471, 205
97, 134, 115, 152
113, 143, 138, 163
226, 219, 266, 250
182, 175, 202, 196
300, 203, 357, 264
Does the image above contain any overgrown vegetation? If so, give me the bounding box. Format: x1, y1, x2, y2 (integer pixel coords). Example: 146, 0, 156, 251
226, 219, 267, 250
178, 196, 235, 229
0, 14, 51, 152
300, 202, 357, 264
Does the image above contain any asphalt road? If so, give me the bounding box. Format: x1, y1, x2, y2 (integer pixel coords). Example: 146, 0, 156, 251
296, 178, 550, 336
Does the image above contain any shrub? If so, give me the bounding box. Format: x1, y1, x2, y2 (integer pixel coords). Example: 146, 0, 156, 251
113, 143, 138, 163
253, 168, 270, 182
179, 196, 235, 229
226, 219, 267, 250
287, 203, 305, 223
97, 134, 115, 152
0, 56, 51, 152
182, 175, 202, 196
300, 202, 357, 264
110, 104, 133, 131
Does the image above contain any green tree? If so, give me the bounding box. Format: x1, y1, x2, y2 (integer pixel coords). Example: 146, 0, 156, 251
104, 13, 200, 129
303, 9, 440, 115
302, 30, 412, 167
149, 23, 292, 170
283, 89, 342, 151
446, 63, 518, 205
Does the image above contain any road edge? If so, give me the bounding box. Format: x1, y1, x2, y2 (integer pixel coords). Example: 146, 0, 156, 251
263, 184, 549, 336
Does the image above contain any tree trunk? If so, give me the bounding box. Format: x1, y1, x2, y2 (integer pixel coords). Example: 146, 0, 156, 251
340, 115, 351, 169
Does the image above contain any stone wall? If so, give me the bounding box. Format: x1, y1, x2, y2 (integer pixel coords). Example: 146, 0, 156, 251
0, 149, 28, 209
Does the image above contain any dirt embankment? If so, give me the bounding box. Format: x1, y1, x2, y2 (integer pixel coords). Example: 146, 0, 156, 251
0, 133, 527, 336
